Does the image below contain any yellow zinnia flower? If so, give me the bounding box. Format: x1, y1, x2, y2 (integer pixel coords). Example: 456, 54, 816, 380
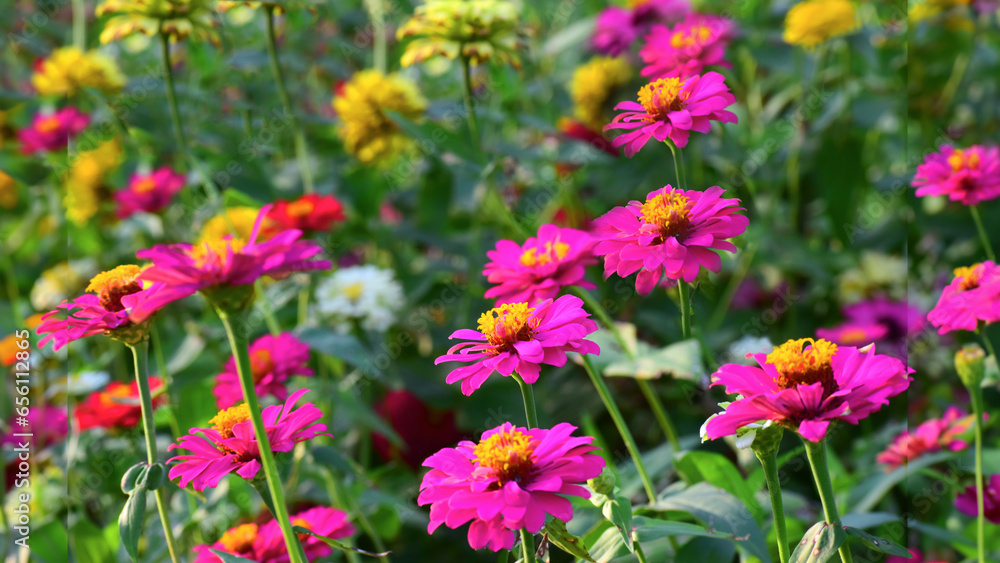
397, 0, 527, 68
569, 57, 632, 132
333, 70, 427, 165
65, 139, 122, 225
197, 206, 269, 243
96, 0, 220, 44
0, 169, 17, 209
783, 0, 859, 49
32, 47, 126, 97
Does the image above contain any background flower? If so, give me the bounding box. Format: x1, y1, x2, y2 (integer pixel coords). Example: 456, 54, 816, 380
314, 264, 405, 333
333, 70, 426, 164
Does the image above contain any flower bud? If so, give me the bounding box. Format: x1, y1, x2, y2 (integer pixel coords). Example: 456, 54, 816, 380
587, 466, 616, 496
749, 424, 784, 458
121, 462, 148, 494
955, 344, 986, 390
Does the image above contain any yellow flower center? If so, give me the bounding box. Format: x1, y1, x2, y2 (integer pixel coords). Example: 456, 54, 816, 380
286, 199, 315, 218
640, 190, 692, 238
670, 25, 712, 48
189, 237, 247, 268
626, 0, 652, 7
292, 517, 311, 541
766, 338, 838, 396
948, 148, 981, 172
835, 327, 871, 345
99, 385, 134, 408
86, 265, 144, 313
477, 303, 536, 351
473, 427, 535, 485
954, 263, 982, 291
210, 403, 252, 440
342, 282, 364, 300
637, 78, 688, 121
36, 116, 62, 134
132, 176, 157, 194
219, 523, 258, 553
520, 241, 571, 267
249, 349, 275, 383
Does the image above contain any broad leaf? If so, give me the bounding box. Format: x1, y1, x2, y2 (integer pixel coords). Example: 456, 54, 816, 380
118, 487, 147, 562
602, 495, 634, 551
675, 450, 764, 522
844, 527, 911, 557
790, 522, 847, 563
587, 525, 626, 563
848, 451, 957, 513
293, 526, 391, 557
542, 519, 595, 562
208, 550, 259, 562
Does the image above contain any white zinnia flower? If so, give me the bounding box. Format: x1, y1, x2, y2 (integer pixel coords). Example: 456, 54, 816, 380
315, 265, 404, 333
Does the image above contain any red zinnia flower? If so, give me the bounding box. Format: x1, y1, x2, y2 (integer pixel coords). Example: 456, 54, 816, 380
76, 377, 166, 431
266, 194, 346, 233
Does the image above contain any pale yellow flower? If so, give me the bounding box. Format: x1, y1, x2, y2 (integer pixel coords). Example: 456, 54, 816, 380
198, 206, 271, 243
65, 139, 122, 225
570, 57, 632, 132
783, 0, 859, 48
96, 0, 219, 44
333, 70, 427, 164
32, 47, 126, 97
397, 0, 527, 68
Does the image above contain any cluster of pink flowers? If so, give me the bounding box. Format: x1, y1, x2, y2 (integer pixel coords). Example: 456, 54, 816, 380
18, 107, 89, 154
912, 145, 1000, 206
592, 0, 691, 55
193, 506, 355, 562
927, 261, 1000, 334
877, 407, 978, 469
640, 14, 735, 79
213, 332, 314, 409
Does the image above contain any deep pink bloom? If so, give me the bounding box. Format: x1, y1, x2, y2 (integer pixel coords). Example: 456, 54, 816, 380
18, 107, 89, 154
927, 261, 1000, 334
912, 145, 1000, 206
704, 338, 913, 442
955, 474, 1000, 524
876, 407, 978, 469
592, 186, 748, 293
630, 0, 691, 26
114, 167, 186, 218
192, 506, 355, 563
818, 297, 925, 358
167, 389, 331, 491
213, 333, 314, 409
604, 71, 737, 155
639, 14, 735, 79
484, 224, 596, 305
131, 206, 331, 322
1, 405, 68, 450
592, 7, 638, 55
434, 295, 600, 395
418, 422, 605, 552
815, 323, 888, 347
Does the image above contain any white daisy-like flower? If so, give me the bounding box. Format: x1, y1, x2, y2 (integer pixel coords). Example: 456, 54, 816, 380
315, 265, 405, 333
47, 370, 111, 398
30, 258, 98, 311
726, 335, 773, 365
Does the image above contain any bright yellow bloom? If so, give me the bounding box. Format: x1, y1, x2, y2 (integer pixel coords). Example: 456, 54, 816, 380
198, 206, 267, 243
0, 169, 17, 209
32, 47, 126, 97
397, 0, 527, 68
96, 0, 219, 44
65, 139, 122, 225
569, 57, 632, 131
333, 70, 427, 164
782, 0, 859, 49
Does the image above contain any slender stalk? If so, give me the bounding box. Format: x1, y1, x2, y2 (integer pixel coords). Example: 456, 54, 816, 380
802, 440, 853, 563
570, 287, 680, 450
635, 542, 649, 563
159, 32, 188, 161
581, 355, 657, 502
970, 205, 996, 262
520, 529, 537, 563
460, 55, 481, 153
151, 325, 198, 518
264, 5, 315, 193
756, 450, 790, 563
217, 311, 308, 563
512, 373, 538, 428
664, 140, 686, 190
71, 0, 85, 49
367, 0, 387, 74
965, 357, 987, 563
127, 342, 181, 563
676, 281, 692, 339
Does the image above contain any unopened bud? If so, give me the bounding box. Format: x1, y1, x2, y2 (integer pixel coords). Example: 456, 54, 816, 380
955, 344, 986, 390
588, 467, 616, 496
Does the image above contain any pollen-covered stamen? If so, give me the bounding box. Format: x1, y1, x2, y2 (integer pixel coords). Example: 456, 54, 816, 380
948, 149, 981, 172
954, 263, 982, 292
86, 265, 144, 312
218, 523, 258, 553
286, 199, 315, 218
189, 237, 246, 268
477, 303, 537, 352
99, 385, 134, 408
766, 338, 838, 397
132, 176, 157, 194
249, 349, 275, 384
640, 190, 692, 238
473, 428, 535, 486
210, 403, 252, 441
637, 78, 688, 121
670, 25, 712, 48
520, 241, 571, 267
36, 116, 62, 134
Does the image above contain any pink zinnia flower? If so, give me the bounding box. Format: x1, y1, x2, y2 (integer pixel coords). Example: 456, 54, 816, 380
193, 506, 355, 563
955, 474, 1000, 524
639, 14, 735, 79
18, 107, 89, 154
927, 262, 1000, 334
167, 389, 330, 491
604, 71, 737, 155
114, 166, 186, 218
418, 422, 605, 552
876, 407, 978, 469
131, 205, 331, 322
213, 333, 313, 409
592, 7, 638, 55
434, 295, 600, 395
818, 297, 924, 358
37, 265, 166, 351
483, 224, 596, 305
1, 405, 68, 450
704, 338, 913, 442
592, 186, 748, 294
815, 323, 888, 347
629, 0, 691, 26
912, 145, 1000, 206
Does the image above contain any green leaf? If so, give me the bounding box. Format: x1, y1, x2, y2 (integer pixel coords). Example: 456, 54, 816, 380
587, 525, 626, 563
542, 519, 595, 562
790, 522, 847, 563
298, 328, 374, 370
292, 526, 391, 557
222, 187, 263, 208
676, 536, 737, 563
675, 450, 765, 522
632, 516, 727, 542
28, 520, 69, 563
208, 549, 260, 563
586, 327, 701, 380
844, 527, 911, 557
384, 110, 479, 163
848, 451, 957, 513
118, 488, 147, 562
601, 495, 634, 551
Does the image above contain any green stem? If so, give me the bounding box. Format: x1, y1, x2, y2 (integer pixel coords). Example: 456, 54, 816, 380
151, 325, 198, 518
581, 355, 657, 502
127, 342, 181, 563
676, 281, 692, 339
72, 0, 85, 49
217, 311, 308, 563
664, 140, 686, 190
570, 287, 680, 450
520, 529, 537, 563
497, 549, 509, 563
368, 0, 387, 74
159, 32, 188, 164
802, 440, 853, 563
512, 373, 538, 428
967, 368, 987, 563
460, 55, 481, 154
264, 5, 314, 194
756, 450, 790, 563
970, 205, 996, 262
340, 475, 391, 563
635, 541, 649, 563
